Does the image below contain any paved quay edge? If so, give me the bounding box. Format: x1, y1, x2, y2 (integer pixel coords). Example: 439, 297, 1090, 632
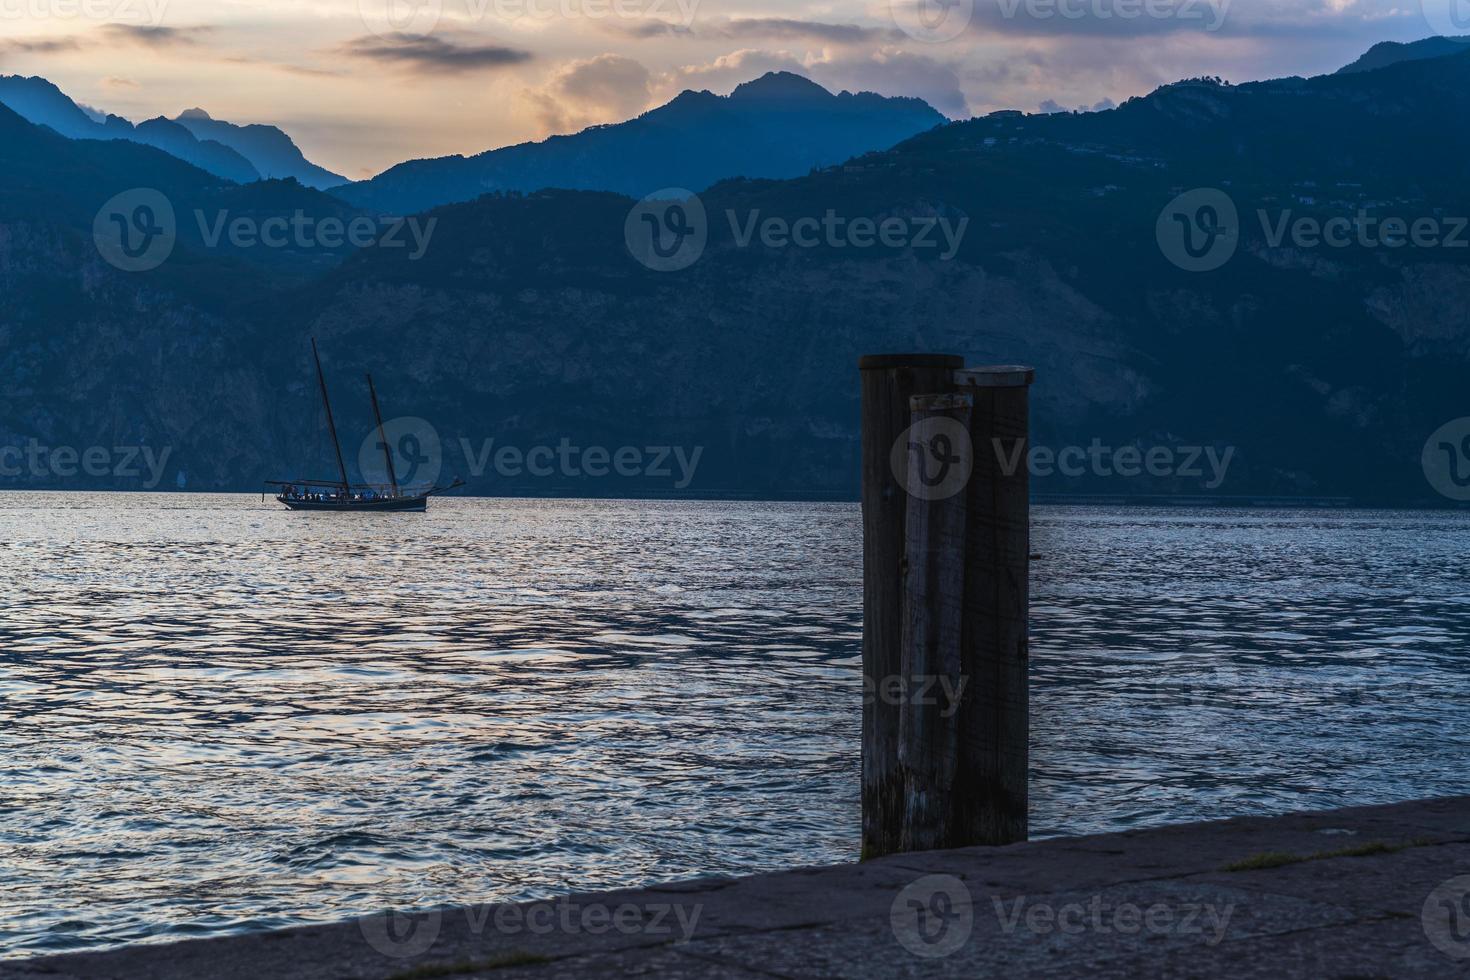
6, 796, 1470, 979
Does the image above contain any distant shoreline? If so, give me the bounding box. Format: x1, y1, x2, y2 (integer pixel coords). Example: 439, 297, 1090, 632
0, 487, 1467, 511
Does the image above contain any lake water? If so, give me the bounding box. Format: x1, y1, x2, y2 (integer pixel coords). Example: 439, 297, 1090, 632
2, 494, 1468, 957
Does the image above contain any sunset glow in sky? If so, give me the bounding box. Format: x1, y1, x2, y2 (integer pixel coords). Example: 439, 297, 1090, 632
0, 0, 1457, 178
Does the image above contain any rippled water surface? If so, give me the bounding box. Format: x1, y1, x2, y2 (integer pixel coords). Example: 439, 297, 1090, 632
2, 494, 1468, 957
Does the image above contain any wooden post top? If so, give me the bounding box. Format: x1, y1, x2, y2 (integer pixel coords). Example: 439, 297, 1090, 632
859, 354, 965, 371
955, 366, 1036, 388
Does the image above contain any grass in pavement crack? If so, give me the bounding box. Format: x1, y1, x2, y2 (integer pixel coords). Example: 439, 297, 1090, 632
387, 951, 553, 979
1221, 838, 1433, 872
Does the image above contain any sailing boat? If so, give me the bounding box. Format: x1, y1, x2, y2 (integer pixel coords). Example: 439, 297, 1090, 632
267, 339, 463, 512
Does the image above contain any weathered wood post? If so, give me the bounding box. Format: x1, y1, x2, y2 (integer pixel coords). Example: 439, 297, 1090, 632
955, 366, 1034, 847
898, 393, 972, 853
860, 357, 1034, 855
859, 354, 964, 859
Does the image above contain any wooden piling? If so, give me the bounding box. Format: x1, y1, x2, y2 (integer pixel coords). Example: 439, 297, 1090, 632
860, 357, 1034, 855
858, 354, 964, 860
955, 366, 1035, 846
898, 392, 973, 853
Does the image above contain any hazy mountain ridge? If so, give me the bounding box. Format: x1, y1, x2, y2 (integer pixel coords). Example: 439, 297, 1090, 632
1336, 35, 1468, 74
0, 76, 260, 183
0, 100, 378, 286
2, 51, 1470, 502
0, 76, 344, 189
330, 72, 947, 214
173, 109, 346, 190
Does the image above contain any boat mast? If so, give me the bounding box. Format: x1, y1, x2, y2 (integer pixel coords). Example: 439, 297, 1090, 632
311, 337, 350, 493
366, 373, 400, 497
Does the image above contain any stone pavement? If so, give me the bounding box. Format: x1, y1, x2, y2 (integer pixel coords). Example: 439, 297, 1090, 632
5, 796, 1470, 979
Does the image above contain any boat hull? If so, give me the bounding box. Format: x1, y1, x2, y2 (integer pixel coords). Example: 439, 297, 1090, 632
278, 495, 428, 513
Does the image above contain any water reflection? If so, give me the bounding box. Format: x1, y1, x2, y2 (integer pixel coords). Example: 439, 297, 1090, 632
1, 495, 1467, 956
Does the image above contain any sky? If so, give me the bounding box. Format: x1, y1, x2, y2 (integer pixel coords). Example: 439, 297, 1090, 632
0, 0, 1459, 179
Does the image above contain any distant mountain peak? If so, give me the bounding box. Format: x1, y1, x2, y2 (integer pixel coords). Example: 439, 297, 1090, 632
3, 74, 63, 93
337, 70, 944, 213
666, 88, 716, 104
729, 72, 832, 103
0, 75, 256, 183
171, 110, 346, 189
0, 74, 348, 189
1337, 36, 1470, 74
